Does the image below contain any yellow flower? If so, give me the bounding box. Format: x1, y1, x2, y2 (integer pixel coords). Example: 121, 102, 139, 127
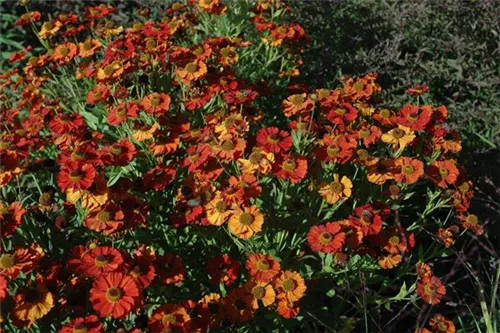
12, 284, 54, 325
318, 174, 353, 204
381, 125, 415, 150
205, 195, 233, 226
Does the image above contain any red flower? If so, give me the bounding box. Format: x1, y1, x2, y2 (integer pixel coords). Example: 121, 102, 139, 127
79, 246, 124, 278
256, 127, 292, 153
143, 165, 177, 191
86, 84, 110, 105
83, 202, 125, 235
0, 202, 26, 238
0, 275, 8, 301
182, 144, 211, 173
58, 315, 103, 333
416, 276, 446, 305
206, 254, 240, 285
100, 139, 136, 166
57, 162, 96, 192
307, 222, 346, 253
397, 105, 432, 131
428, 160, 459, 188
326, 103, 358, 125
349, 204, 383, 236
274, 155, 308, 184
107, 102, 139, 126
89, 272, 140, 319
223, 89, 258, 105
127, 246, 156, 289
148, 304, 191, 332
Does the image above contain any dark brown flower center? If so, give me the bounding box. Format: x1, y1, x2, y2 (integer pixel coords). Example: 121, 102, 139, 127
239, 213, 254, 226
319, 232, 333, 245
106, 287, 122, 302
252, 286, 265, 299
330, 182, 343, 194
94, 254, 109, 267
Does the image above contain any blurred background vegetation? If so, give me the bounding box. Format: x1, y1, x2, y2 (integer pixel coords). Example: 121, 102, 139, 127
1, 0, 499, 331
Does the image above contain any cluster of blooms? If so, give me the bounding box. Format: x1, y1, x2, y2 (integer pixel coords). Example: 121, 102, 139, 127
0, 0, 481, 332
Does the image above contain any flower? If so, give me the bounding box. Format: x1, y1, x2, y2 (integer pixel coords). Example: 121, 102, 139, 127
394, 157, 424, 184
228, 205, 264, 239
416, 276, 446, 305
176, 60, 207, 83
245, 254, 280, 282
52, 42, 78, 64
366, 158, 396, 185
245, 280, 276, 308
274, 155, 308, 184
416, 263, 433, 281
276, 298, 300, 319
79, 246, 124, 278
78, 38, 102, 58
58, 315, 103, 333
238, 148, 274, 175
100, 139, 136, 166
381, 125, 415, 150
428, 160, 459, 188
0, 244, 44, 278
0, 275, 7, 301
281, 93, 314, 117
89, 272, 140, 319
132, 122, 158, 142
397, 105, 432, 131
458, 214, 483, 235
274, 270, 307, 302
148, 304, 191, 332
224, 287, 256, 323
349, 204, 383, 236
83, 202, 125, 235
307, 222, 346, 253
199, 293, 224, 328
429, 313, 456, 333
318, 174, 353, 204
205, 195, 233, 226
206, 254, 240, 285
57, 162, 96, 192
0, 201, 26, 238
11, 284, 54, 326
141, 92, 171, 115
256, 127, 293, 153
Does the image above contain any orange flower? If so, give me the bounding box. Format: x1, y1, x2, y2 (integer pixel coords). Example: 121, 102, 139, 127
381, 125, 415, 150
228, 205, 264, 239
211, 137, 246, 162
394, 157, 424, 184
245, 280, 276, 308
132, 122, 159, 142
52, 42, 78, 64
39, 20, 62, 39
148, 304, 191, 332
429, 313, 456, 333
274, 270, 306, 302
11, 284, 54, 326
458, 214, 483, 235
97, 61, 124, 81
78, 38, 102, 58
83, 202, 125, 235
176, 60, 207, 83
378, 253, 402, 269
428, 160, 459, 188
281, 93, 314, 117
89, 272, 140, 319
205, 194, 233, 226
416, 276, 446, 305
238, 148, 274, 175
245, 253, 280, 282
198, 0, 227, 15
307, 222, 346, 253
416, 262, 433, 281
366, 158, 395, 185
218, 46, 239, 66
141, 92, 171, 115
0, 244, 44, 278
318, 174, 353, 204
276, 298, 301, 318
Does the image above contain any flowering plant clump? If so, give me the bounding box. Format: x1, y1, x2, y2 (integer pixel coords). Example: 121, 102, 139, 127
0, 0, 484, 332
